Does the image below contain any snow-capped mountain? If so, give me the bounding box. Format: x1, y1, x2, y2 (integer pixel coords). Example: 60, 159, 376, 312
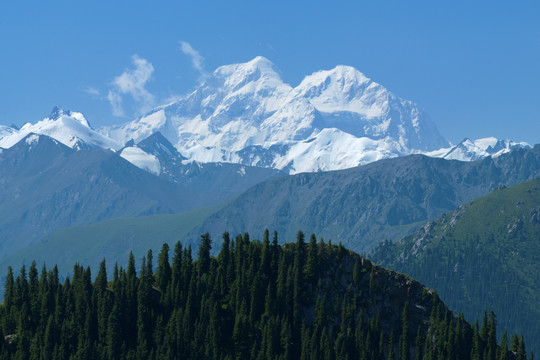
0, 58, 530, 175
0, 107, 122, 151
102, 56, 450, 173
426, 137, 531, 161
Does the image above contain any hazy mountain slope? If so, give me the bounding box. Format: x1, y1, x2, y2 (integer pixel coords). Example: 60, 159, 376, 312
0, 133, 283, 267
185, 145, 540, 253
371, 178, 540, 355
130, 131, 285, 196
0, 202, 225, 284
0, 134, 205, 257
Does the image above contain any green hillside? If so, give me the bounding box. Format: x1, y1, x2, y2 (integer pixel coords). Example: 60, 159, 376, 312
371, 178, 540, 355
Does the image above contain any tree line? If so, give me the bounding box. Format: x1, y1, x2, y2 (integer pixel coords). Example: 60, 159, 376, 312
0, 230, 531, 359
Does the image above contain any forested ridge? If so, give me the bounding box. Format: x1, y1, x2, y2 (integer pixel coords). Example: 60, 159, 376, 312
0, 230, 530, 359
371, 179, 540, 356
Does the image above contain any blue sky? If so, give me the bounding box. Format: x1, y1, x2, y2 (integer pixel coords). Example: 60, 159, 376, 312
1, 1, 539, 145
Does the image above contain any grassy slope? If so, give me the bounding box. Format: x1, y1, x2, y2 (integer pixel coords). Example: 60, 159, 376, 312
0, 201, 227, 282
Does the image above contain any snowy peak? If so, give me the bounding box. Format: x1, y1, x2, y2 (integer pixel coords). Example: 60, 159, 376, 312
1, 107, 121, 151
213, 56, 285, 92
295, 65, 374, 112
7, 57, 531, 176
426, 137, 532, 161
48, 106, 92, 129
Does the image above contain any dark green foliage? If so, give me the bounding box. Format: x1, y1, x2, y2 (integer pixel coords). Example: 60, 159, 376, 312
0, 231, 527, 359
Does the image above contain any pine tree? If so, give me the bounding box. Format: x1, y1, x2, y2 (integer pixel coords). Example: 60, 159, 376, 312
499, 331, 508, 360
388, 330, 395, 360
156, 243, 172, 293
400, 302, 410, 360
198, 233, 212, 277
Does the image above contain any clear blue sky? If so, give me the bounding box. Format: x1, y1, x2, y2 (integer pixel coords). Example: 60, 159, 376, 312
1, 1, 539, 145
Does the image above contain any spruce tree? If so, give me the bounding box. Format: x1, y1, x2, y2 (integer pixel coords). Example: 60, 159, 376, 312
400, 302, 409, 360
156, 243, 172, 292
198, 233, 212, 277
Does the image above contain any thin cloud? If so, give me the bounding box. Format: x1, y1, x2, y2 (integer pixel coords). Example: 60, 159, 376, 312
84, 87, 101, 96
180, 41, 206, 77
107, 91, 125, 117
108, 55, 156, 117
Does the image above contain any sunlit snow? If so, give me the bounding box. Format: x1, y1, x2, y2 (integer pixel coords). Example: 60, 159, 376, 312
120, 146, 161, 175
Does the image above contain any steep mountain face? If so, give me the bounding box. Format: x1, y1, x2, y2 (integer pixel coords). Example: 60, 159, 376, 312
371, 178, 540, 355
103, 56, 450, 173
183, 145, 540, 254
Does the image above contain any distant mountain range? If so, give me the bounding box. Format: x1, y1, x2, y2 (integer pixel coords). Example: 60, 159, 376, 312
0, 57, 530, 175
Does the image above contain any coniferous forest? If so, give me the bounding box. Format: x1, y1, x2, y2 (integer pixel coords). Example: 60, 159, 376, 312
0, 231, 530, 360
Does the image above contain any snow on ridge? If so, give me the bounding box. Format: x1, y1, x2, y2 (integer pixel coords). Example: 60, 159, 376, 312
103, 110, 167, 146
274, 128, 406, 174
424, 137, 531, 162
0, 108, 122, 151
25, 134, 40, 146
120, 146, 161, 175
294, 65, 381, 115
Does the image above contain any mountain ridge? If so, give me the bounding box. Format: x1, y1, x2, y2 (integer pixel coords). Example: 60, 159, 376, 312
0, 57, 531, 174
182, 144, 540, 254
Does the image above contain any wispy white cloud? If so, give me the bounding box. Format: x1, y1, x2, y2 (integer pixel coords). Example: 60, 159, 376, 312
107, 90, 125, 117
84, 86, 101, 96
108, 55, 155, 117
180, 41, 207, 78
